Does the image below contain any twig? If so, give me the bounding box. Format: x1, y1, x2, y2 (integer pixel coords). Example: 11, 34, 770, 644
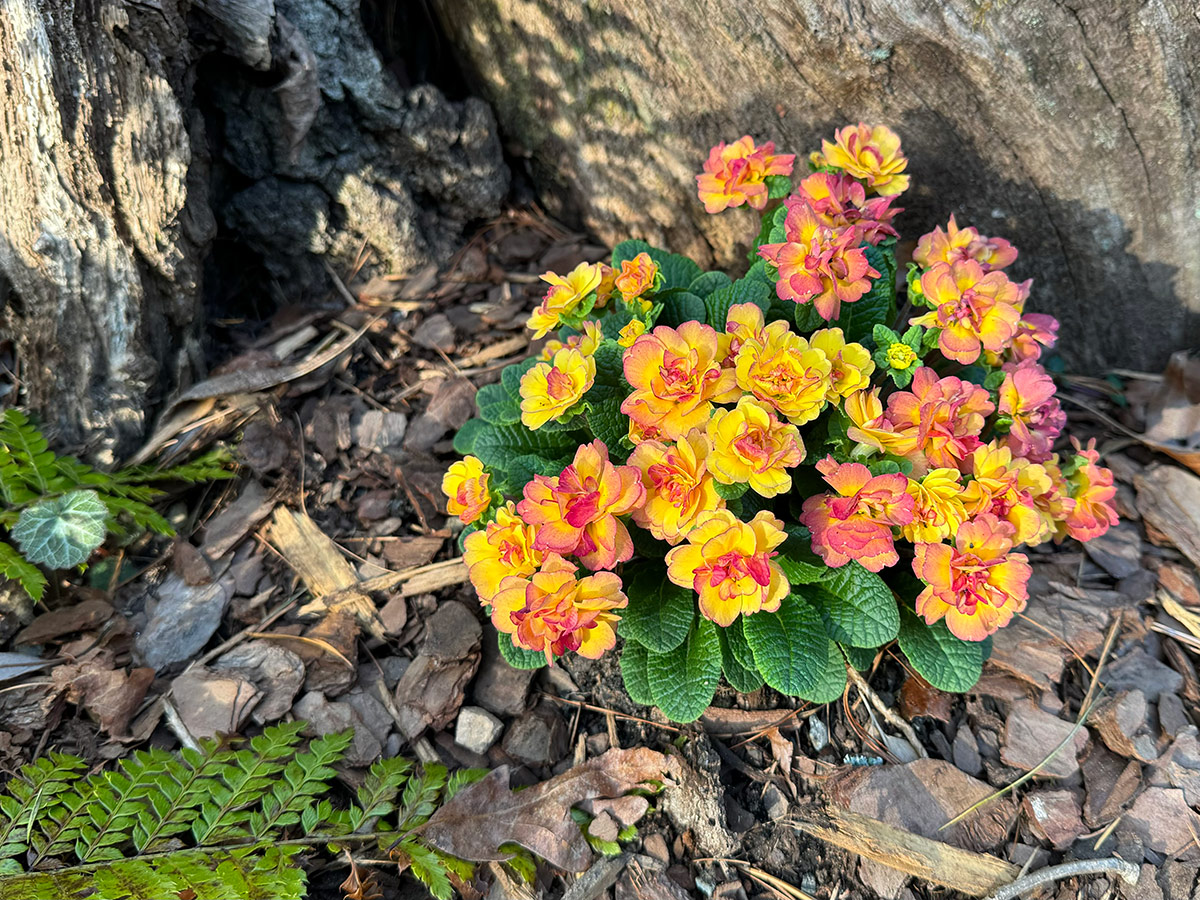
162, 697, 201, 753
692, 859, 814, 900
984, 858, 1140, 900
538, 693, 682, 734
845, 663, 928, 760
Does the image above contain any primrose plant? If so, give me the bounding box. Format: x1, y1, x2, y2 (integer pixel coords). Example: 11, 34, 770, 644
442, 124, 1119, 722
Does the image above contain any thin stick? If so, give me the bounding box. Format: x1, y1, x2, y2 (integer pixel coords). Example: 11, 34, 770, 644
845, 664, 928, 759
985, 858, 1140, 900
538, 693, 682, 734
162, 697, 201, 753
691, 859, 815, 900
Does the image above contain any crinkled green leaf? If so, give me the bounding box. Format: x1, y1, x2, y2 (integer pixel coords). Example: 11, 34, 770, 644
497, 632, 547, 670
619, 641, 655, 706
13, 490, 107, 569
618, 564, 695, 653
688, 271, 733, 298
777, 527, 830, 585
765, 175, 793, 199
592, 340, 627, 387
815, 563, 900, 648
656, 291, 706, 328
646, 618, 721, 723
585, 398, 630, 463
703, 278, 771, 330
718, 621, 764, 692
713, 480, 748, 501
476, 383, 522, 426
897, 607, 984, 692
742, 593, 829, 698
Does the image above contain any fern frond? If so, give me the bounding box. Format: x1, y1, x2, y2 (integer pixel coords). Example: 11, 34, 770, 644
74, 750, 173, 863
348, 757, 413, 831
133, 741, 236, 853
396, 839, 452, 900
0, 844, 307, 900
191, 722, 306, 846
0, 541, 46, 601
0, 411, 53, 495
397, 763, 448, 832
249, 730, 351, 838
100, 495, 174, 538
445, 767, 488, 801
0, 753, 87, 865
113, 450, 237, 485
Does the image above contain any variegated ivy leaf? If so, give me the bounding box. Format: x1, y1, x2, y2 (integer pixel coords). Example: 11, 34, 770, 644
12, 489, 108, 569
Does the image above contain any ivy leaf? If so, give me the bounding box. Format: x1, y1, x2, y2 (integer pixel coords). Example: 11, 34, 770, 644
618, 564, 695, 653
718, 620, 764, 692
897, 607, 984, 692
646, 618, 721, 723
703, 278, 771, 331
814, 562, 900, 648
497, 633, 547, 670
742, 593, 829, 698
13, 490, 108, 569
619, 642, 655, 706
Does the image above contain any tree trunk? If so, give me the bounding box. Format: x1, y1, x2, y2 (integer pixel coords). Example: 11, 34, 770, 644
0, 0, 509, 457
432, 0, 1200, 373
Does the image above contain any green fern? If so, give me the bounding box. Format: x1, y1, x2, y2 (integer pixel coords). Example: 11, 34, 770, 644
0, 723, 476, 900
0, 409, 234, 598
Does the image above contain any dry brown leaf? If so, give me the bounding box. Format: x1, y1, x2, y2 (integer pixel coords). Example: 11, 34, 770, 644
56, 661, 156, 736
339, 851, 383, 900
419, 747, 681, 871
899, 672, 953, 722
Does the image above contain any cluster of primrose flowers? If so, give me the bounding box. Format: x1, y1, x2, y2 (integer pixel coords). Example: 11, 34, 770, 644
442, 122, 1118, 677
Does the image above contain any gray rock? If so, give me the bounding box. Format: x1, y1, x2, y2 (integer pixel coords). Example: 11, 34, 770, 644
352, 410, 408, 454
292, 691, 382, 766
136, 574, 232, 671
425, 601, 483, 660
762, 784, 789, 821
456, 705, 504, 755
953, 727, 983, 776
502, 704, 567, 765
1106, 648, 1184, 702
1158, 693, 1192, 738
344, 687, 395, 744
213, 640, 306, 724
171, 667, 262, 739
473, 626, 535, 717
1081, 521, 1143, 579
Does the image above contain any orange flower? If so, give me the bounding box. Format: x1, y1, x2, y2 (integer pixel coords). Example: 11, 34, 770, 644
960, 442, 1055, 546
997, 360, 1065, 463
758, 199, 878, 321
1062, 439, 1118, 541
527, 262, 604, 338
696, 135, 795, 214
517, 440, 645, 571
442, 455, 490, 524
614, 253, 660, 305
665, 510, 788, 627
912, 514, 1032, 641
811, 123, 909, 196
800, 456, 914, 572
734, 320, 832, 425
847, 368, 994, 474
794, 172, 901, 245
622, 321, 739, 440
491, 554, 627, 663
911, 260, 1022, 364
629, 429, 723, 545
913, 214, 1018, 271
1008, 313, 1060, 363
519, 347, 596, 430
463, 501, 544, 602
706, 397, 805, 497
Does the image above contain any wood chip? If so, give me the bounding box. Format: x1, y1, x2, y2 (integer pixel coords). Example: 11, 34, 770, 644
1136, 465, 1200, 569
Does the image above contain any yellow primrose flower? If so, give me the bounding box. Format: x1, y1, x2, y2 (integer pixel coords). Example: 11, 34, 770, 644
462, 501, 544, 602
810, 327, 875, 401
706, 398, 805, 498
617, 319, 647, 348
527, 262, 604, 339
734, 321, 832, 425
886, 342, 918, 370
629, 429, 723, 545
901, 468, 968, 544
441, 455, 491, 524
519, 347, 596, 430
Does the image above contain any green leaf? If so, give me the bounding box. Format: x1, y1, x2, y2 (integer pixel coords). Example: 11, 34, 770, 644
765, 175, 793, 199
618, 564, 695, 654
497, 632, 547, 670
703, 278, 771, 330
592, 340, 627, 387
803, 638, 848, 703
12, 490, 108, 569
656, 291, 706, 328
452, 418, 487, 455
476, 383, 523, 426
792, 299, 826, 334
897, 607, 984, 692
688, 271, 733, 298
776, 527, 830, 585
0, 541, 46, 602
619, 641, 656, 706
612, 240, 654, 268
712, 480, 748, 501
585, 398, 630, 463
646, 618, 721, 723
742, 593, 829, 698
767, 204, 789, 244
840, 643, 877, 672
718, 621, 764, 692
814, 563, 900, 648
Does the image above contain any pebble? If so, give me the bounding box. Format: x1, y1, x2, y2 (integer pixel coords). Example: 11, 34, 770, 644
762, 784, 789, 821
455, 705, 504, 755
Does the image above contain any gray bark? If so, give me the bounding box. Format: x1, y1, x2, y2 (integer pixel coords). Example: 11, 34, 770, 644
432, 0, 1200, 373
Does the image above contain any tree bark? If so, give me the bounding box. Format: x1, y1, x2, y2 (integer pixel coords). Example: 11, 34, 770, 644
432, 0, 1200, 372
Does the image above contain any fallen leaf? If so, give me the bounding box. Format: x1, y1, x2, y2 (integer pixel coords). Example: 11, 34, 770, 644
899, 672, 953, 722
72, 663, 155, 736
1139, 351, 1200, 476
420, 747, 680, 871
14, 599, 113, 646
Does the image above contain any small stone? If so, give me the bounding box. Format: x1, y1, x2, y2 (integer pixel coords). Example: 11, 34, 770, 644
1022, 789, 1085, 849
1001, 699, 1088, 778
202, 480, 275, 560
642, 833, 670, 865
502, 704, 567, 765
1092, 690, 1159, 761
586, 731, 610, 757
412, 314, 456, 353
953, 727, 983, 776
136, 574, 232, 671
762, 784, 789, 821
1082, 744, 1143, 828
1158, 692, 1192, 738
292, 691, 382, 766
344, 687, 395, 744
352, 410, 408, 453
424, 601, 483, 660
213, 640, 305, 724
1105, 648, 1184, 702
473, 626, 535, 716
1121, 787, 1200, 860
587, 810, 620, 842
1082, 521, 1143, 579
1119, 863, 1164, 900
712, 881, 748, 900
723, 796, 756, 833
455, 706, 503, 755
378, 595, 408, 635
808, 716, 829, 753
1148, 732, 1200, 807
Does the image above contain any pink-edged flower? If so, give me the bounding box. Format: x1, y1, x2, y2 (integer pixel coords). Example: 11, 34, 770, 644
1009, 313, 1060, 363
517, 440, 645, 571
998, 360, 1066, 462
696, 136, 795, 214
911, 260, 1022, 364
800, 455, 915, 571
758, 198, 878, 321
794, 172, 901, 245
811, 123, 910, 196
913, 214, 1018, 271
1062, 438, 1119, 541
912, 514, 1032, 641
